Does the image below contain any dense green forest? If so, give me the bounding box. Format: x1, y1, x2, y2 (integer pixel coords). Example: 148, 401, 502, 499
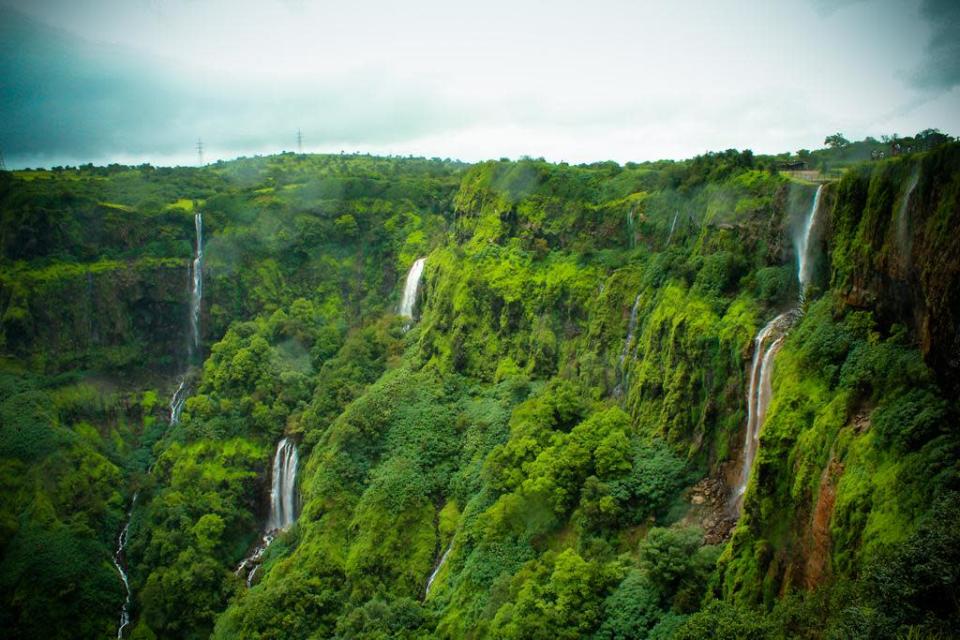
1, 137, 958, 639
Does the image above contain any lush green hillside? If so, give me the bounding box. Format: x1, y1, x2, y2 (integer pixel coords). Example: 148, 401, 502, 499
1, 143, 957, 639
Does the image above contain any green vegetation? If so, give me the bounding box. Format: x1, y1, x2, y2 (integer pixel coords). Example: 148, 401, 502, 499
0, 371, 145, 639
1, 137, 957, 639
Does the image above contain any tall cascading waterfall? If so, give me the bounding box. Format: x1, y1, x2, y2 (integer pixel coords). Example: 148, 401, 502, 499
170, 211, 203, 425
731, 311, 794, 507
112, 210, 205, 637
236, 438, 300, 586
613, 294, 643, 397
399, 257, 426, 322
795, 185, 823, 302
732, 185, 823, 513
189, 211, 203, 356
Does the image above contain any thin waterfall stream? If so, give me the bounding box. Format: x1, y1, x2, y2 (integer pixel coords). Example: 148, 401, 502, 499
613, 294, 642, 397
112, 210, 204, 637
666, 209, 680, 245
169, 377, 189, 426
190, 212, 203, 355
896, 169, 920, 266
111, 491, 139, 639
425, 540, 453, 598
732, 185, 823, 513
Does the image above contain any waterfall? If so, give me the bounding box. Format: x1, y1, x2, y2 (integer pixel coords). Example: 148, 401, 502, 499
169, 377, 188, 426
234, 531, 275, 588
732, 312, 793, 506
236, 438, 300, 586
399, 257, 426, 320
111, 212, 206, 634
796, 185, 823, 302
425, 541, 453, 598
756, 336, 786, 432
733, 185, 825, 513
626, 205, 636, 248
111, 492, 139, 638
190, 212, 203, 353
666, 210, 680, 245
267, 438, 299, 532
613, 294, 642, 397
895, 169, 920, 264
173, 211, 203, 422
112, 373, 189, 636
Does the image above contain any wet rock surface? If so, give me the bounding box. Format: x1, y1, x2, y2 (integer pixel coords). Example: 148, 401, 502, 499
686, 478, 737, 545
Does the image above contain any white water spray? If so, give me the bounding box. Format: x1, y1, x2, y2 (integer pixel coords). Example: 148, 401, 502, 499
399, 257, 426, 320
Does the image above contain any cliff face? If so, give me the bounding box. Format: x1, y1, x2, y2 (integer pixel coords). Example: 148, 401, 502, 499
1, 259, 191, 372
2, 150, 957, 639
719, 144, 960, 607
0, 158, 461, 377
829, 144, 960, 393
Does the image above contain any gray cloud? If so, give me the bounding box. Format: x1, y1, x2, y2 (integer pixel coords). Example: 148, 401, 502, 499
0, 5, 477, 165
1, 1, 956, 167
807, 0, 869, 16
912, 0, 960, 91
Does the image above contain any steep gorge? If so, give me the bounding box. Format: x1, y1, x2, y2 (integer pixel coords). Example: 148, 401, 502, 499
1, 147, 957, 639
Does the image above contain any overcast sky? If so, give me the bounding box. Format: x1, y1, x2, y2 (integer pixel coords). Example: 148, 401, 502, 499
1, 0, 957, 168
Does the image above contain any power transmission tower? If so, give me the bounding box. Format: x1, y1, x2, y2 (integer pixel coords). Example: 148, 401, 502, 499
297, 129, 302, 154
0, 149, 6, 171
196, 138, 204, 166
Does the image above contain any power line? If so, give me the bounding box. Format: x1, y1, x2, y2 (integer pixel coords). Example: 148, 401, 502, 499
196, 138, 204, 166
